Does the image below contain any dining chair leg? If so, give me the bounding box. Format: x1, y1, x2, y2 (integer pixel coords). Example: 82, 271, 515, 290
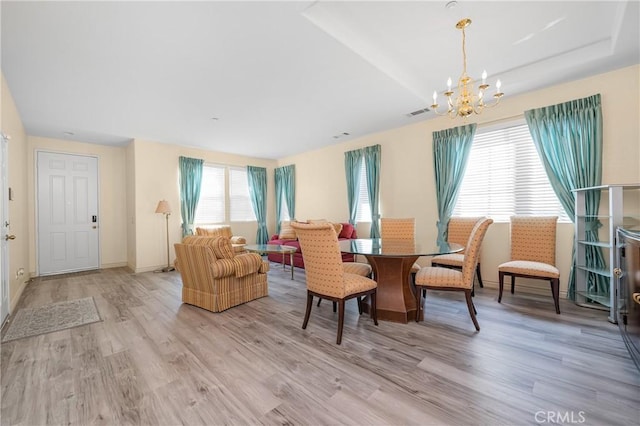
550, 278, 561, 314
498, 272, 505, 303
511, 275, 516, 294
415, 286, 422, 323
370, 291, 378, 326
302, 292, 313, 329
317, 298, 322, 307
332, 302, 337, 313
464, 289, 480, 331
357, 297, 363, 315
337, 300, 345, 345
476, 263, 484, 288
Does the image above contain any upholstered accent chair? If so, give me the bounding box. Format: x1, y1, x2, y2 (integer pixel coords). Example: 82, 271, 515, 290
317, 261, 373, 313
195, 225, 247, 253
174, 236, 269, 313
380, 218, 421, 275
430, 217, 485, 290
414, 218, 493, 331
498, 216, 561, 314
291, 222, 378, 345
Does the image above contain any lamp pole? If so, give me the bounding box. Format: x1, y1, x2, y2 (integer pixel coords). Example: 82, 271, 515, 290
155, 200, 174, 272
162, 212, 174, 272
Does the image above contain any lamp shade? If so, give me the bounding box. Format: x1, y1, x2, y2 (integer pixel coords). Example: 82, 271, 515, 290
155, 200, 171, 214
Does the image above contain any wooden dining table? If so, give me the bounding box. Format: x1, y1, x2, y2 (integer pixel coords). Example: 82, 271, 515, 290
339, 238, 464, 323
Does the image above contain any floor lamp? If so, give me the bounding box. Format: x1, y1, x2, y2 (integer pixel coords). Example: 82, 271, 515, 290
155, 200, 175, 272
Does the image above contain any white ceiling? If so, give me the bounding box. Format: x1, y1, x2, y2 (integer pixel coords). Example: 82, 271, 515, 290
2, 1, 639, 159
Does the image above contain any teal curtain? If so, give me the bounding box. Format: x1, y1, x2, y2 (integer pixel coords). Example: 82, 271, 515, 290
432, 124, 476, 244
178, 156, 204, 238
364, 145, 381, 238
525, 93, 605, 300
247, 166, 269, 244
344, 149, 364, 226
274, 164, 295, 234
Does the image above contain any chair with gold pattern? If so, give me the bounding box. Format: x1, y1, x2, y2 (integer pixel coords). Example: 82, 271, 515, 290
414, 217, 493, 331
380, 218, 421, 276
498, 216, 560, 314
430, 216, 485, 289
291, 222, 378, 345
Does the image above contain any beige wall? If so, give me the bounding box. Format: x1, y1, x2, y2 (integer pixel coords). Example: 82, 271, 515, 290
125, 141, 136, 268
27, 136, 129, 274
1, 73, 30, 311
130, 139, 277, 272
278, 65, 640, 297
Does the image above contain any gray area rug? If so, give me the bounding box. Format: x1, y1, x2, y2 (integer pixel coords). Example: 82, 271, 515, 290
1, 297, 102, 342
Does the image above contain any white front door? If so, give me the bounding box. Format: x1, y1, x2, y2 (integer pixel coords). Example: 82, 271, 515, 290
37, 151, 99, 275
1, 134, 10, 325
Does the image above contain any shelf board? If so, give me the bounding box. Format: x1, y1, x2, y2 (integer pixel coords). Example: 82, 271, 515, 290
577, 240, 611, 248
575, 265, 611, 277
575, 291, 611, 307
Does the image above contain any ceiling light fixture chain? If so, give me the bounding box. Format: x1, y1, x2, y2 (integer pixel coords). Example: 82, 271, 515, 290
431, 18, 504, 119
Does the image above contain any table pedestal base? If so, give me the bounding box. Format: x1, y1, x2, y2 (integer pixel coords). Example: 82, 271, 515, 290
361, 255, 422, 324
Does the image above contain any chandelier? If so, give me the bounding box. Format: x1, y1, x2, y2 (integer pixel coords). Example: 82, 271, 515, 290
431, 18, 504, 118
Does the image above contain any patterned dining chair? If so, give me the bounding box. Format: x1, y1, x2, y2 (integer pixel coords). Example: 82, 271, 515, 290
430, 216, 485, 289
414, 217, 493, 331
380, 218, 421, 277
291, 222, 378, 345
498, 216, 560, 314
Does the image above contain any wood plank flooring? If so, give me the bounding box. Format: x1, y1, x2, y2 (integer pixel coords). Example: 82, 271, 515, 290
1, 265, 639, 425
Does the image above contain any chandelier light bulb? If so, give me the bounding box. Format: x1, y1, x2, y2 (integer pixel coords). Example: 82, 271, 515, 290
433, 91, 438, 103
496, 79, 502, 92
447, 77, 452, 91
482, 70, 487, 84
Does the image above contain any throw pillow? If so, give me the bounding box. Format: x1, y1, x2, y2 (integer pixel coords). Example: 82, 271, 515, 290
307, 219, 328, 224
331, 222, 343, 236
211, 236, 235, 259
339, 223, 354, 239
279, 221, 297, 240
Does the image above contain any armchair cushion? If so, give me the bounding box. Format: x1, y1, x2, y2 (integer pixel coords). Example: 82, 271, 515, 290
233, 253, 264, 277
210, 258, 236, 278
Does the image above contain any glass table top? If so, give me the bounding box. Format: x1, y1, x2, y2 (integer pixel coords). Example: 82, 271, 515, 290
338, 239, 463, 257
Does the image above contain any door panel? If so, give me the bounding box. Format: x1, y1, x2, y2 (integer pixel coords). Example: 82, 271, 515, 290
1, 134, 9, 325
37, 152, 99, 275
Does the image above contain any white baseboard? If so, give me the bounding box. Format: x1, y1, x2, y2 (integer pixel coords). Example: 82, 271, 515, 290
100, 261, 128, 269
9, 274, 30, 313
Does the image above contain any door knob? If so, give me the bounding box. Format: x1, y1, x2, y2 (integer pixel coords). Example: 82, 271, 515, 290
5, 234, 16, 241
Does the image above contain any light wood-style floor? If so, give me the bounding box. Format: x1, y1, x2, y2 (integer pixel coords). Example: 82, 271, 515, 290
1, 264, 639, 425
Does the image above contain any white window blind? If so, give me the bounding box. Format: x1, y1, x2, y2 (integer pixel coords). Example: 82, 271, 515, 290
229, 167, 256, 222
279, 191, 291, 221
452, 122, 569, 222
195, 165, 225, 224
356, 161, 372, 222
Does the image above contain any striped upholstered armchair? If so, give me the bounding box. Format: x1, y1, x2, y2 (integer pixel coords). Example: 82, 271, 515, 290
174, 236, 269, 312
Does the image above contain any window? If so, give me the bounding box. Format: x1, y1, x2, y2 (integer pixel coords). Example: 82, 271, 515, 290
195, 164, 256, 224
229, 167, 256, 222
356, 161, 372, 222
452, 121, 569, 222
194, 165, 225, 224
279, 191, 291, 222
